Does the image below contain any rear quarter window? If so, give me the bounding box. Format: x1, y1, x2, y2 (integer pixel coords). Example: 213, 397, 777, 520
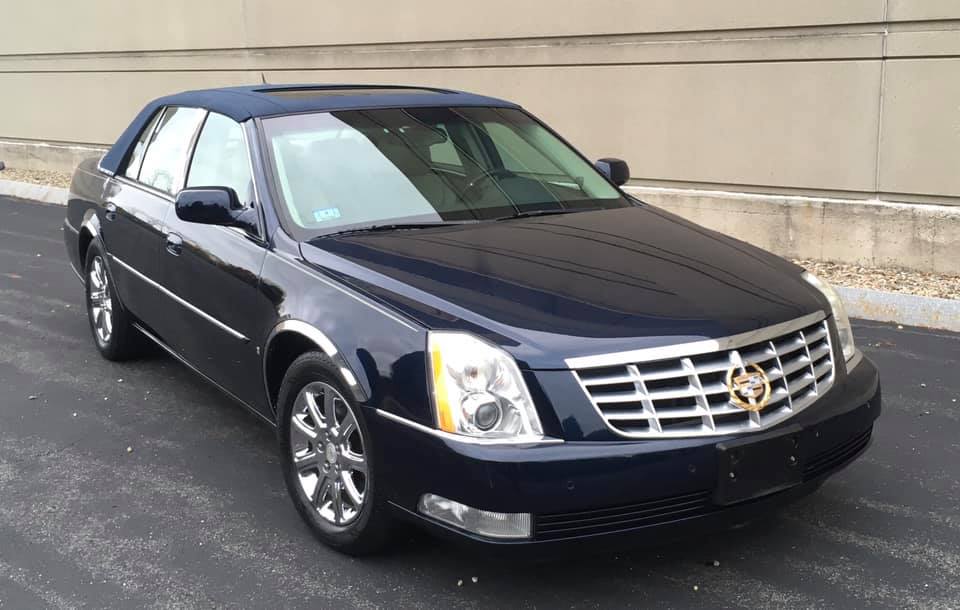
122, 110, 162, 181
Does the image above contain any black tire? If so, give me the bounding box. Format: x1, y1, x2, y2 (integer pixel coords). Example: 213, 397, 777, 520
84, 241, 142, 361
277, 351, 392, 555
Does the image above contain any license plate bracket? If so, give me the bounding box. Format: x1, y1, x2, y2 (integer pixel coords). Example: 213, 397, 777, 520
715, 424, 804, 505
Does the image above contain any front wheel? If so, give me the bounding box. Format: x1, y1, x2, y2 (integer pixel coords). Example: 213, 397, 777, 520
84, 242, 142, 361
277, 352, 392, 555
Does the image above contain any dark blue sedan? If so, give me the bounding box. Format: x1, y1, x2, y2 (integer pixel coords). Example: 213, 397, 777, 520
63, 84, 881, 555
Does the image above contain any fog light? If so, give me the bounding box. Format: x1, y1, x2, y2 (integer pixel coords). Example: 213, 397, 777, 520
418, 493, 531, 539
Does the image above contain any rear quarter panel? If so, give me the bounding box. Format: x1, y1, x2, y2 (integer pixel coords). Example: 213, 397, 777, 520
63, 157, 108, 275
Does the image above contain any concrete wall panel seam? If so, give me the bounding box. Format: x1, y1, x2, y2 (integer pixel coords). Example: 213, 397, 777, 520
873, 0, 890, 196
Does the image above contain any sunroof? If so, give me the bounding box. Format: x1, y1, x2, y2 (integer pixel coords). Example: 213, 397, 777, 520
259, 87, 446, 99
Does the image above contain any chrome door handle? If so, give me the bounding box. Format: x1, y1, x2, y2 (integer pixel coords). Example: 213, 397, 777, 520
104, 202, 117, 221
165, 233, 183, 256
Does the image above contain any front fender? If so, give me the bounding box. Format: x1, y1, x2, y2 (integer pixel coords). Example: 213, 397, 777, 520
263, 318, 370, 404
259, 250, 432, 426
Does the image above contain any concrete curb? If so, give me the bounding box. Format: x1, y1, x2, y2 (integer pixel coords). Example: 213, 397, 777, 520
839, 287, 960, 332
0, 179, 67, 205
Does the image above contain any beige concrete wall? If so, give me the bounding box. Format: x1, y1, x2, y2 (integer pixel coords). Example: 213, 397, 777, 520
2, 0, 960, 209
0, 1, 885, 53
628, 187, 960, 275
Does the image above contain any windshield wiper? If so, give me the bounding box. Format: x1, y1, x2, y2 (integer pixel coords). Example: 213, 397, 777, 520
316, 222, 462, 239
494, 207, 599, 221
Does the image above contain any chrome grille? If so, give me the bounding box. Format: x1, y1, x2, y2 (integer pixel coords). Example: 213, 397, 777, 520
569, 312, 836, 439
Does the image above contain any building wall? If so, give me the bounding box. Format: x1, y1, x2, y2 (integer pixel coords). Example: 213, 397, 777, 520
1, 0, 959, 208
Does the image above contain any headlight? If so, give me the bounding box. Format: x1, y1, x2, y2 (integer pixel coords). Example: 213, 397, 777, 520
802, 272, 856, 362
428, 331, 544, 441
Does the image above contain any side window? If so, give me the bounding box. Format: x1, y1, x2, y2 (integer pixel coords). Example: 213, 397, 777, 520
138, 106, 206, 194
123, 110, 162, 180
186, 112, 254, 207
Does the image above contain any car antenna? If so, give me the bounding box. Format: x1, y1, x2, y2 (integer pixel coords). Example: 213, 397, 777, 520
260, 72, 268, 85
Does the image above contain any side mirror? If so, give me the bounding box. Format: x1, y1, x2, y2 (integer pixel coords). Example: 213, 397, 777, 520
175, 187, 243, 226
595, 158, 630, 186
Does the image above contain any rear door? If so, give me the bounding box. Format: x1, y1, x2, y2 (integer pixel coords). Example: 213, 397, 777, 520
102, 106, 205, 329
154, 113, 272, 411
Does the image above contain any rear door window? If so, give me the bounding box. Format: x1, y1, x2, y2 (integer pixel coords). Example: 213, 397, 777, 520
138, 106, 206, 195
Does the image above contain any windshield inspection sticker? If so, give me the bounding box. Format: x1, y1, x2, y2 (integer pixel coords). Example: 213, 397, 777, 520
312, 207, 342, 223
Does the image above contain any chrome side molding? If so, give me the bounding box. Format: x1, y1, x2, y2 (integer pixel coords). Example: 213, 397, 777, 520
268, 319, 339, 357
108, 254, 249, 342
132, 321, 273, 426
80, 213, 99, 237
262, 318, 368, 407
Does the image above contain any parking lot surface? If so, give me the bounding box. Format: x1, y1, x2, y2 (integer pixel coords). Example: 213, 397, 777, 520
1, 195, 959, 609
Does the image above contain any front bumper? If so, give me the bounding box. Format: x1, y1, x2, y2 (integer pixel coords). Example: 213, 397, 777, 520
372, 354, 880, 552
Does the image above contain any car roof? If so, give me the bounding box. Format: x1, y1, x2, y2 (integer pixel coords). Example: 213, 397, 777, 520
160, 84, 519, 120
100, 84, 520, 175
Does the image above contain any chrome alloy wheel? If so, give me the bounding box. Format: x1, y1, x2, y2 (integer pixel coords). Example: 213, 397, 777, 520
289, 381, 368, 526
88, 255, 113, 344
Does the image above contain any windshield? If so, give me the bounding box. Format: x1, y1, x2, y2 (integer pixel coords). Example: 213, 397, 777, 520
260, 107, 630, 237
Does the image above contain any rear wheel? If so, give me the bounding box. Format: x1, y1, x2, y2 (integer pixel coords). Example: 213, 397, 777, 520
84, 242, 141, 360
277, 352, 392, 555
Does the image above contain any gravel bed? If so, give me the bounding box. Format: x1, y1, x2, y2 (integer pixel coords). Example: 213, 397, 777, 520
795, 259, 960, 301
0, 167, 72, 189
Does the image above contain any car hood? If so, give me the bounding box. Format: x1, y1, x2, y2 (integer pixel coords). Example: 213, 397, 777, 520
300, 205, 826, 369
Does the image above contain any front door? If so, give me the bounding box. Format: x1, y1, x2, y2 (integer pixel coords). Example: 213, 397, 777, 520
154, 113, 272, 415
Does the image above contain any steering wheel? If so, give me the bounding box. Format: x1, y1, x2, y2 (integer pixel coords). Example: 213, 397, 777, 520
462, 168, 515, 200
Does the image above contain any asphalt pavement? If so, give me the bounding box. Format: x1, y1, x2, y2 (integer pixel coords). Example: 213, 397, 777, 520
1, 195, 959, 609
